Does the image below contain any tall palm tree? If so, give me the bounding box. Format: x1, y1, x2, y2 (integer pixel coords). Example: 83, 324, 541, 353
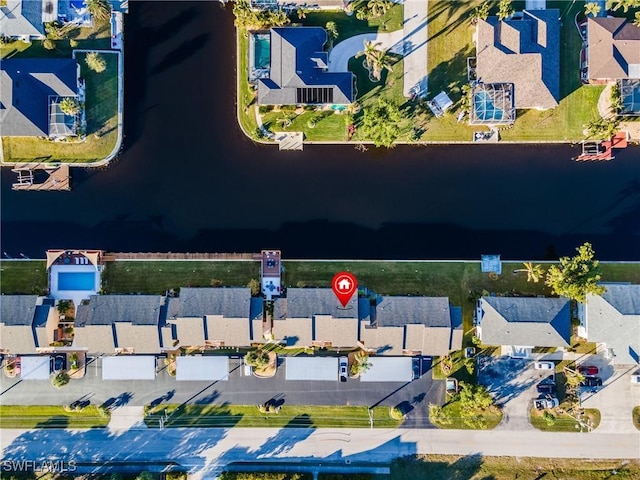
356, 40, 393, 81
497, 0, 514, 21
634, 11, 640, 27
367, 0, 391, 18
513, 262, 545, 283
607, 0, 640, 13
585, 2, 601, 17
86, 0, 111, 22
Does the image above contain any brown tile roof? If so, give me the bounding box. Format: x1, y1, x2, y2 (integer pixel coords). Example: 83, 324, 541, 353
476, 10, 560, 109
588, 18, 640, 81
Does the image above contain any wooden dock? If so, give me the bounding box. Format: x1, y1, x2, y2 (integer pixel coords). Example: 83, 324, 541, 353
105, 252, 258, 261
12, 164, 71, 191
575, 132, 629, 161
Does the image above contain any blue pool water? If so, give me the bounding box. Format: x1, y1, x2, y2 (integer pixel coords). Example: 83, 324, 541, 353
253, 34, 270, 69
474, 91, 505, 121
58, 272, 95, 290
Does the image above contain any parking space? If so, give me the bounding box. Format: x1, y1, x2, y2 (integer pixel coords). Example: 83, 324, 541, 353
478, 356, 549, 431
581, 365, 640, 433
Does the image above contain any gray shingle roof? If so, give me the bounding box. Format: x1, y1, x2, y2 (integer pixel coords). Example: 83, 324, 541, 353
0, 0, 47, 38
374, 296, 452, 327
600, 284, 640, 315
0, 58, 78, 136
585, 284, 640, 365
174, 287, 252, 318
480, 296, 571, 347
75, 295, 163, 326
274, 288, 357, 319
588, 18, 640, 81
0, 295, 38, 326
476, 9, 560, 109
257, 27, 354, 105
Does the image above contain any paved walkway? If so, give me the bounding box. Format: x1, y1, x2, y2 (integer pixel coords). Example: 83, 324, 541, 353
107, 406, 146, 432
328, 0, 429, 98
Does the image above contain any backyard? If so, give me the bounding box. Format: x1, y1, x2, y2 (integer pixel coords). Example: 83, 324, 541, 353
0, 18, 119, 164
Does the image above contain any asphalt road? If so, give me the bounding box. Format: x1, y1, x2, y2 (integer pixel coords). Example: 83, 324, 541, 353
1, 426, 639, 478
0, 356, 440, 427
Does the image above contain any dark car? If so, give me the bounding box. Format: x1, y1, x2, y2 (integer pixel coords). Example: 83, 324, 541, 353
52, 355, 66, 373
339, 357, 348, 383
577, 365, 599, 376
536, 383, 557, 395
580, 376, 603, 387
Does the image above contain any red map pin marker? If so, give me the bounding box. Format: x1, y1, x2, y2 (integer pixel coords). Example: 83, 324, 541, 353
332, 272, 357, 308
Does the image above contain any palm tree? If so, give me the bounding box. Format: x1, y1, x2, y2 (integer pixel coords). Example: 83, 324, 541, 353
497, 0, 514, 21
585, 2, 601, 17
86, 0, 111, 22
471, 1, 490, 24
367, 0, 392, 18
634, 11, 640, 27
325, 21, 338, 41
513, 262, 545, 283
296, 7, 306, 20
85, 51, 106, 73
59, 97, 80, 116
607, 0, 640, 12
356, 40, 393, 81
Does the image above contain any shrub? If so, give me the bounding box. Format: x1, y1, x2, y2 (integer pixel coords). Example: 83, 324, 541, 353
70, 39, 79, 48
543, 410, 556, 426
247, 278, 260, 296
59, 97, 80, 116
52, 372, 70, 388
244, 350, 270, 370
43, 39, 56, 50
389, 406, 404, 420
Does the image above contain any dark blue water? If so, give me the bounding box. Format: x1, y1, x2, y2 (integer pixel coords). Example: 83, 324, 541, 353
2, 2, 639, 260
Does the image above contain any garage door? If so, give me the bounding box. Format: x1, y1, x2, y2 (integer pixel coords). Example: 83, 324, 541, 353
360, 357, 413, 382
176, 356, 229, 381
102, 356, 156, 380
286, 357, 338, 381
21, 356, 50, 380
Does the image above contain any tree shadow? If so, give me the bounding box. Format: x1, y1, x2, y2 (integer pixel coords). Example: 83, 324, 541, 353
390, 453, 485, 480
194, 390, 221, 405
149, 389, 176, 408
101, 391, 133, 410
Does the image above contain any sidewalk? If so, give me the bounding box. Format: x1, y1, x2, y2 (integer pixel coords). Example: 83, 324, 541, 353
107, 406, 146, 432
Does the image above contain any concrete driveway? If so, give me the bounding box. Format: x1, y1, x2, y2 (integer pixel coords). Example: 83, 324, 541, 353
0, 355, 441, 427
478, 356, 548, 431
581, 364, 640, 433
328, 31, 405, 73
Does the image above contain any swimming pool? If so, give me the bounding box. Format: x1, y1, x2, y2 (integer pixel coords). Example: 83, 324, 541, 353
474, 91, 505, 122
58, 272, 96, 291
253, 34, 271, 69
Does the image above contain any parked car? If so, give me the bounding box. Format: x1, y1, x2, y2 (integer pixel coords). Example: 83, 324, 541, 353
539, 373, 556, 385
534, 361, 554, 370
534, 396, 559, 410
630, 374, 640, 385
464, 347, 476, 358
52, 355, 66, 373
243, 363, 252, 377
577, 365, 599, 376
339, 357, 348, 382
446, 378, 458, 395
580, 376, 603, 387
536, 383, 557, 395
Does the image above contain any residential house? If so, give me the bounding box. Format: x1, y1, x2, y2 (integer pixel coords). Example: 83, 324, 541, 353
0, 295, 58, 354
271, 288, 358, 348
586, 17, 640, 83
257, 27, 354, 105
475, 9, 560, 110
0, 58, 79, 137
359, 296, 463, 356
0, 0, 57, 40
74, 295, 164, 354
477, 296, 571, 358
579, 284, 640, 365
164, 287, 257, 349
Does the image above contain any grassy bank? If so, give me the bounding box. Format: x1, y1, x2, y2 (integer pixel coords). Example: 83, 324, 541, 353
390, 455, 640, 480
145, 404, 401, 428
0, 261, 48, 294
0, 405, 110, 429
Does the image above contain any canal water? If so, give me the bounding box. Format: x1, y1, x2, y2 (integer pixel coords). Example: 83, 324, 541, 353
1, 2, 639, 260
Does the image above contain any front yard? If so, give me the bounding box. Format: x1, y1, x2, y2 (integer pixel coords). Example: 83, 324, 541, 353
530, 406, 601, 432
0, 405, 110, 428
144, 404, 401, 428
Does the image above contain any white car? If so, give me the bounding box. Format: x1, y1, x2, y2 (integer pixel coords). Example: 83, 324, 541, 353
244, 363, 252, 376
630, 374, 640, 385
534, 361, 555, 370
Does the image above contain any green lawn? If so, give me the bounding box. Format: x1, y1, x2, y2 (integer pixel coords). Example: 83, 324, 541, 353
0, 405, 110, 429
390, 455, 640, 480
430, 401, 503, 430
530, 407, 600, 432
0, 261, 48, 294
237, 31, 260, 139
144, 404, 401, 428
261, 108, 348, 141
101, 260, 261, 294
2, 51, 119, 164
303, 4, 404, 39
